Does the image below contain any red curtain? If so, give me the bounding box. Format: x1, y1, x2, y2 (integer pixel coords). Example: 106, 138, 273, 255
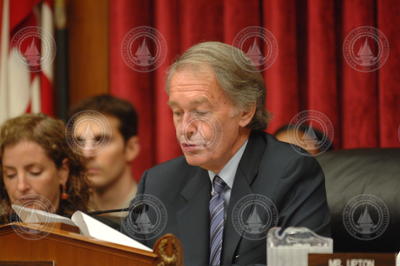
109, 0, 400, 180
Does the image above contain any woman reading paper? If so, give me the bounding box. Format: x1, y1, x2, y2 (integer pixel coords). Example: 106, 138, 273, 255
0, 114, 89, 223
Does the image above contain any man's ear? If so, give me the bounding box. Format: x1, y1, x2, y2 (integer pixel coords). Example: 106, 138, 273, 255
58, 158, 69, 187
125, 136, 140, 162
238, 103, 257, 128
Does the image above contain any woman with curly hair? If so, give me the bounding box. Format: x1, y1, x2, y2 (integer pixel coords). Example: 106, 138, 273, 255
0, 113, 90, 223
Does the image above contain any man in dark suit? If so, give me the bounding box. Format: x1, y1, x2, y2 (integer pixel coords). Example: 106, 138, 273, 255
122, 41, 331, 266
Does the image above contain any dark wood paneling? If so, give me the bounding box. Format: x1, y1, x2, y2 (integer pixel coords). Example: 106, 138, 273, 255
67, 0, 109, 106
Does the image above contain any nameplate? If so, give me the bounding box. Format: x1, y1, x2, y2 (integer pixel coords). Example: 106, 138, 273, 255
309, 253, 396, 266
0, 262, 54, 266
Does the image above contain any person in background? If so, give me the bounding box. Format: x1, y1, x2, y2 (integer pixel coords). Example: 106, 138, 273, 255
274, 124, 334, 155
67, 95, 140, 216
0, 114, 89, 223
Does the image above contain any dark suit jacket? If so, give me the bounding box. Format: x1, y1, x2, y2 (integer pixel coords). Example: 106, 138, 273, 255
123, 131, 331, 266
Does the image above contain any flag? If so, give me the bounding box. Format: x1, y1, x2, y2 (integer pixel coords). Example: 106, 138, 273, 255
0, 0, 55, 125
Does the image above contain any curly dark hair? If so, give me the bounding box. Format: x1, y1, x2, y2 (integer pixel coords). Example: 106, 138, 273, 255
0, 113, 90, 223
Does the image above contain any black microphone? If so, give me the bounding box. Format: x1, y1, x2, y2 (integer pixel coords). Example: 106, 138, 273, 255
87, 208, 130, 215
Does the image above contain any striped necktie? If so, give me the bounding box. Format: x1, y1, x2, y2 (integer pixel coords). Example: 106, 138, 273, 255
209, 175, 227, 266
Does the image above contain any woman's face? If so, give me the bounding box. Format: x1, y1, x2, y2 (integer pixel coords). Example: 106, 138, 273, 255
1, 140, 69, 212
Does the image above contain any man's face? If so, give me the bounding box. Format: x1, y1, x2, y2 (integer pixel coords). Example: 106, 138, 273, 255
73, 115, 130, 189
168, 68, 249, 172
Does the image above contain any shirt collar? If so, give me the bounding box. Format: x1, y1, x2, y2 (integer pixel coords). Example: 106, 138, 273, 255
208, 140, 248, 189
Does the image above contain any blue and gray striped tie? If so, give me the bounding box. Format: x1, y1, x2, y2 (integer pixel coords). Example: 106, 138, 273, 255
209, 175, 227, 266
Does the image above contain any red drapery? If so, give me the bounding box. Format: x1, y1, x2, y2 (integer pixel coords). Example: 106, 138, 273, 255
109, 0, 400, 181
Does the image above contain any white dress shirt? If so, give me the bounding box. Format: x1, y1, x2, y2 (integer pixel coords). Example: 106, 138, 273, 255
208, 140, 248, 209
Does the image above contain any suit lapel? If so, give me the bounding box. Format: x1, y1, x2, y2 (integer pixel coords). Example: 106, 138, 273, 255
222, 131, 267, 265
176, 167, 211, 265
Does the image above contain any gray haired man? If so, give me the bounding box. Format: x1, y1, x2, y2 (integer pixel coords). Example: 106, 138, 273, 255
123, 42, 330, 266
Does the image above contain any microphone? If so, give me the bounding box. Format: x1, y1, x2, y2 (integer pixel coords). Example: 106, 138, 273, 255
87, 207, 130, 215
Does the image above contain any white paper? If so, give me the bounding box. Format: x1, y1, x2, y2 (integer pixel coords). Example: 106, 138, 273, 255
71, 211, 152, 252
12, 205, 152, 252
12, 204, 76, 226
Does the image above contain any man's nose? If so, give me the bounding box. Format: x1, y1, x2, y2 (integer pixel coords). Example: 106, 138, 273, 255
181, 115, 197, 140
81, 140, 96, 158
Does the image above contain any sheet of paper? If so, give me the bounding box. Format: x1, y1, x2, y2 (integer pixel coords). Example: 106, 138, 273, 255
71, 211, 152, 252
12, 204, 76, 226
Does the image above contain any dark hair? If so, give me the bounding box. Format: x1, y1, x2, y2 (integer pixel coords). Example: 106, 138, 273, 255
274, 124, 334, 151
0, 114, 90, 223
68, 94, 138, 141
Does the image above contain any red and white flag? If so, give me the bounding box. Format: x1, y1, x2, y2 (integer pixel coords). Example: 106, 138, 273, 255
0, 0, 55, 124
